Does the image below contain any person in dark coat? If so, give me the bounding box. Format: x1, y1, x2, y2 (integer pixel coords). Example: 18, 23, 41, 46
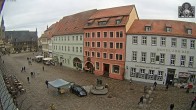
191, 96, 196, 109
166, 83, 169, 91
153, 81, 157, 89
45, 80, 49, 88
170, 103, 174, 110
42, 66, 44, 71
27, 77, 30, 83
138, 96, 144, 104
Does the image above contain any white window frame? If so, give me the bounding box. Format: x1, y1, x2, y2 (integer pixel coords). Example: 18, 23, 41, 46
180, 55, 186, 66
103, 53, 107, 59
181, 39, 187, 48
141, 36, 147, 45
190, 40, 195, 49
160, 37, 166, 46
151, 37, 157, 46
132, 51, 137, 61
189, 56, 194, 67
171, 38, 177, 47
150, 53, 156, 63
130, 68, 136, 77
170, 54, 176, 65
160, 53, 165, 64
96, 42, 101, 48
112, 65, 120, 74
141, 52, 146, 63
95, 62, 99, 70
132, 36, 138, 44
97, 52, 101, 58
109, 53, 113, 60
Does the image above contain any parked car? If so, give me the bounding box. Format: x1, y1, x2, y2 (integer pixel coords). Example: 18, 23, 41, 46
70, 84, 87, 97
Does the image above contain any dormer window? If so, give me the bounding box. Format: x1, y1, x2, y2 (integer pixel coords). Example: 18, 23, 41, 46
166, 27, 172, 32
115, 16, 123, 25
116, 20, 121, 24
187, 29, 192, 34
98, 21, 107, 25
87, 19, 94, 26
145, 26, 151, 31
98, 18, 109, 26
185, 25, 192, 35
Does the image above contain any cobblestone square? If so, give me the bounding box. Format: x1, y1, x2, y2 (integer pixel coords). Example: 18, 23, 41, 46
1, 52, 194, 110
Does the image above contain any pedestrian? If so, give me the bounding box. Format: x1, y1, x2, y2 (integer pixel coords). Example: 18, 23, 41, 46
45, 80, 49, 88
138, 95, 144, 105
21, 67, 23, 72
191, 96, 196, 109
170, 103, 174, 110
24, 66, 26, 71
166, 83, 169, 91
31, 72, 33, 77
2, 60, 4, 63
42, 66, 44, 71
153, 81, 157, 90
27, 77, 30, 83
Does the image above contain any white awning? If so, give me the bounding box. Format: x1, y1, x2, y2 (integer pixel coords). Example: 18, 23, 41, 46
48, 79, 71, 88
35, 55, 44, 58
43, 57, 53, 61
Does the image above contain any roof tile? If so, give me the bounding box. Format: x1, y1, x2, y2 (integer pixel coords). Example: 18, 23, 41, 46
127, 19, 196, 38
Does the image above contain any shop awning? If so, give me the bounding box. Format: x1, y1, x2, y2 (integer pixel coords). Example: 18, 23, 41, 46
43, 57, 53, 61
35, 55, 44, 58
179, 72, 191, 78
48, 79, 71, 88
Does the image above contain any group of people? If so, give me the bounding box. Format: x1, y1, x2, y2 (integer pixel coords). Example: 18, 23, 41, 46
21, 66, 26, 72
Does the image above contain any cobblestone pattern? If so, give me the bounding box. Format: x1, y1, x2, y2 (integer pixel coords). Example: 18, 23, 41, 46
1, 52, 195, 110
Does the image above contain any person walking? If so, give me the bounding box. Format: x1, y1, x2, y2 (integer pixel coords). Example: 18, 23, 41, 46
166, 83, 169, 91
191, 96, 196, 109
138, 95, 144, 105
27, 77, 30, 83
24, 66, 26, 71
153, 81, 157, 90
21, 67, 23, 72
170, 103, 174, 110
45, 80, 49, 88
42, 66, 44, 71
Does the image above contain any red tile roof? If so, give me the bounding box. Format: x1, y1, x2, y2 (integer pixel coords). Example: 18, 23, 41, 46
127, 19, 196, 38
84, 5, 135, 28
41, 22, 59, 39
89, 5, 134, 19
53, 9, 97, 36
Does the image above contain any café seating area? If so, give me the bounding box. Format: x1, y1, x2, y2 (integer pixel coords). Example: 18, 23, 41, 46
3, 75, 26, 98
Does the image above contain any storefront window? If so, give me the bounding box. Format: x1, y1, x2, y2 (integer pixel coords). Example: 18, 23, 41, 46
113, 65, 120, 73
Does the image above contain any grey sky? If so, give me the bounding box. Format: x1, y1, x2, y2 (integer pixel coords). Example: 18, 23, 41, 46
1, 0, 196, 37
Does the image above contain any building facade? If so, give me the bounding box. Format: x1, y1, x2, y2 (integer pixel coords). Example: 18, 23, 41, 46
83, 5, 138, 80
52, 9, 97, 69
40, 23, 58, 57
5, 30, 38, 53
125, 20, 196, 84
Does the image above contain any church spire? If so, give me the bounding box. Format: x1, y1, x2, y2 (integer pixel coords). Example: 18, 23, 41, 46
1, 16, 5, 31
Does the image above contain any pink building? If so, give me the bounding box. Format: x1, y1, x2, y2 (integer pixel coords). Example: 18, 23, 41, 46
83, 5, 139, 80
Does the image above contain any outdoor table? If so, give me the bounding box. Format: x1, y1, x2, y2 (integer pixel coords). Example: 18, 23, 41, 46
18, 86, 23, 89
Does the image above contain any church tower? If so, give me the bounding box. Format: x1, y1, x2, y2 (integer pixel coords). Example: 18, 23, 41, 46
1, 16, 5, 32
0, 16, 5, 39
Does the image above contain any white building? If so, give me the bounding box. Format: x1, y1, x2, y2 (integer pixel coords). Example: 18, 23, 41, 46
125, 20, 196, 85
52, 9, 97, 69
40, 23, 58, 57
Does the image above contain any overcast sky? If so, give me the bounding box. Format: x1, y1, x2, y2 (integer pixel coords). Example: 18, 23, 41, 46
1, 0, 196, 37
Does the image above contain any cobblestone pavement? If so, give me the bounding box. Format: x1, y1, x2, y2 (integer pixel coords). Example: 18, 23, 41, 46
1, 52, 195, 110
